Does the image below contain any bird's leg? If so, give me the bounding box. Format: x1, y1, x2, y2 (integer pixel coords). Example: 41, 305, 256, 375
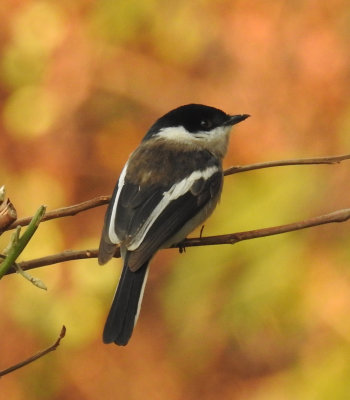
177, 240, 187, 254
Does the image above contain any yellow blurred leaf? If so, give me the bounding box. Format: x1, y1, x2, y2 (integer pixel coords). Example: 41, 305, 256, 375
3, 86, 60, 138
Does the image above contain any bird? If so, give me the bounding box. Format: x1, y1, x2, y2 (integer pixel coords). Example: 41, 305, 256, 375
98, 103, 249, 345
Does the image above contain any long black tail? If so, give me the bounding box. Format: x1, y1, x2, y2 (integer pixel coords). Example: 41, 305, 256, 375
103, 260, 150, 345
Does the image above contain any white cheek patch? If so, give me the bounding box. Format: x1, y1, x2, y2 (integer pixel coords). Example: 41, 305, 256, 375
108, 162, 129, 243
155, 125, 232, 157
155, 126, 194, 142
127, 165, 219, 251
193, 125, 231, 141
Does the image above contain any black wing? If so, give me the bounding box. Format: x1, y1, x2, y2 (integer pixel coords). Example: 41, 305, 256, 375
98, 178, 168, 265
114, 182, 166, 243
122, 171, 223, 271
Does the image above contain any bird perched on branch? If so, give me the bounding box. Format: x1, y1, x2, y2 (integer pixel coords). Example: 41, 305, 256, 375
98, 104, 249, 345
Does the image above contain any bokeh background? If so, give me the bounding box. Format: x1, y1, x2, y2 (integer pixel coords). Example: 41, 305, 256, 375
1, 0, 350, 399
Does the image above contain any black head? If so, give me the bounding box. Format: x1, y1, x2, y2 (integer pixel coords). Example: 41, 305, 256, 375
143, 104, 249, 141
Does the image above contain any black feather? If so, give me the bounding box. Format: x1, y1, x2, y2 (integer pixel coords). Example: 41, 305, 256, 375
127, 171, 222, 271
103, 260, 149, 345
116, 183, 166, 242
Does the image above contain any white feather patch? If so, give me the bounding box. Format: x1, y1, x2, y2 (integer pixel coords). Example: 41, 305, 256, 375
108, 162, 129, 244
127, 165, 219, 251
155, 125, 232, 158
134, 265, 150, 327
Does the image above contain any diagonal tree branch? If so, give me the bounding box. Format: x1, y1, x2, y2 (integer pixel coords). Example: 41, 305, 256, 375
224, 153, 350, 175
0, 326, 66, 377
4, 154, 350, 232
5, 207, 350, 275
7, 196, 110, 231
177, 207, 350, 247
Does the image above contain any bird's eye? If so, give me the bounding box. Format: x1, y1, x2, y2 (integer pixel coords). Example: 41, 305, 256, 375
200, 120, 212, 130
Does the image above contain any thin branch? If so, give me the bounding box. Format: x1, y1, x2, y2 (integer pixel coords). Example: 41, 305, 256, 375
8, 196, 110, 231
4, 154, 350, 232
0, 326, 66, 377
11, 249, 108, 273
178, 208, 350, 247
224, 153, 350, 176
6, 207, 350, 275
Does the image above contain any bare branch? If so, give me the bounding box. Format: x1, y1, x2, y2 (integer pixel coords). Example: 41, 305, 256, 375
0, 326, 66, 377
8, 196, 110, 231
6, 207, 350, 275
9, 249, 112, 273
4, 154, 350, 232
224, 153, 350, 176
178, 208, 350, 247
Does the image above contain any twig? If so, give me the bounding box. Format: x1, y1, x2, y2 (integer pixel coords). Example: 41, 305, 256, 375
5, 207, 350, 275
12, 249, 107, 273
178, 208, 350, 247
4, 154, 350, 232
224, 153, 350, 176
8, 196, 110, 231
0, 326, 66, 377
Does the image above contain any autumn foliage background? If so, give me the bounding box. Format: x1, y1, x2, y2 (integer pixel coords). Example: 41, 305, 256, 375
1, 1, 350, 399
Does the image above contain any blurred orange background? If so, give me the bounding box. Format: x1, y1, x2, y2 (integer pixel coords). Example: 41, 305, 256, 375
1, 0, 350, 399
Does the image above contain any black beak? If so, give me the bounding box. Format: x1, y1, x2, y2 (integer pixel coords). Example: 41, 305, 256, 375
225, 114, 250, 126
